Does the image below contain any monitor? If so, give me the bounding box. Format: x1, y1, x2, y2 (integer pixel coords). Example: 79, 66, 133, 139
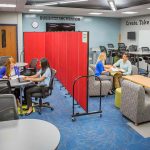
46, 23, 75, 31
127, 32, 136, 40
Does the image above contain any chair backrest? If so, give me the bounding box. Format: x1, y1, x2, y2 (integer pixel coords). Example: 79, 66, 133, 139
100, 46, 107, 53
107, 44, 114, 48
0, 56, 11, 66
131, 65, 138, 75
29, 58, 38, 68
48, 68, 57, 94
128, 45, 137, 52
118, 43, 126, 48
0, 80, 11, 94
141, 47, 150, 52
0, 94, 19, 121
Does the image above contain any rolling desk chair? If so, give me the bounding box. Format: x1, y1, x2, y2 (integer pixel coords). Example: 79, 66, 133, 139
23, 58, 38, 76
118, 43, 127, 53
32, 68, 56, 114
0, 94, 19, 121
128, 45, 142, 65
0, 80, 11, 94
141, 47, 150, 75
107, 43, 118, 64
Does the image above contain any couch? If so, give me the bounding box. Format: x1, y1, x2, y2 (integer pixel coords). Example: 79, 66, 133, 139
88, 67, 112, 96
120, 80, 150, 125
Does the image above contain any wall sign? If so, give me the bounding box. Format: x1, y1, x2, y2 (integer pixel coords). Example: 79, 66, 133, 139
82, 32, 87, 43
126, 19, 150, 26
40, 16, 81, 21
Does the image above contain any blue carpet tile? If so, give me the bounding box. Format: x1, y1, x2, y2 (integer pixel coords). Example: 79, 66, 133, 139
21, 80, 150, 150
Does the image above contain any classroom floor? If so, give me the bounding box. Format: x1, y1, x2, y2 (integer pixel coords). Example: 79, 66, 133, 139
21, 80, 150, 150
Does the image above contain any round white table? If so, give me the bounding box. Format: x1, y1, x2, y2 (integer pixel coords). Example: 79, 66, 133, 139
0, 119, 60, 150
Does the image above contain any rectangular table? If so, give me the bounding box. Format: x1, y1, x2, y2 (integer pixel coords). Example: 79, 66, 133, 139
128, 51, 150, 69
122, 75, 150, 88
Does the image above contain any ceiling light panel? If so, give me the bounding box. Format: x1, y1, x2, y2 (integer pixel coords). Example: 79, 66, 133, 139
122, 11, 138, 14
108, 0, 117, 11
29, 9, 44, 12
59, 0, 88, 4
0, 4, 16, 7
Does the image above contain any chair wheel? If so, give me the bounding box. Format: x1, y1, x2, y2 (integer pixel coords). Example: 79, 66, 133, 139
100, 114, 102, 117
51, 107, 54, 111
72, 117, 76, 122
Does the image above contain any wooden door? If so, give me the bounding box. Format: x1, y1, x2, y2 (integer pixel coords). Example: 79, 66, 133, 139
0, 25, 17, 60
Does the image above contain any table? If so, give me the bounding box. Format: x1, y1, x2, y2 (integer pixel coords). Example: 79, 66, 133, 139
122, 75, 150, 88
16, 62, 28, 67
0, 119, 60, 150
10, 78, 33, 114
128, 51, 150, 69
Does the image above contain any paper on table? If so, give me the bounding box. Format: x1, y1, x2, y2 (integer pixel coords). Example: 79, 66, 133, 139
111, 67, 125, 73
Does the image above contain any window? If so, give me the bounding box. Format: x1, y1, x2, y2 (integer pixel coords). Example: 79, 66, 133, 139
1, 30, 6, 48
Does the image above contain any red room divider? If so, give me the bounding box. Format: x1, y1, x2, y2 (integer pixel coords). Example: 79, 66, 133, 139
24, 32, 88, 112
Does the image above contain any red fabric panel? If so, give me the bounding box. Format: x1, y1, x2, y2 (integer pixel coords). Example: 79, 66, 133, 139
75, 32, 88, 111
24, 32, 45, 67
24, 31, 88, 112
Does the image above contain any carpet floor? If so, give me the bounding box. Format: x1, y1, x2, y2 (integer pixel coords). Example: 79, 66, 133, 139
21, 80, 150, 150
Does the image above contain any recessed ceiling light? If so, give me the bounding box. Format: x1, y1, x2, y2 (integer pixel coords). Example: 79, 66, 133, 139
35, 2, 58, 6
108, 0, 117, 11
0, 4, 16, 7
122, 11, 138, 14
89, 12, 103, 15
29, 9, 44, 12
147, 8, 150, 9
59, 0, 88, 4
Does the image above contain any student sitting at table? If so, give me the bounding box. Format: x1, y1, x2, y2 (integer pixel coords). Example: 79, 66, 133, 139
23, 58, 51, 116
0, 57, 20, 104
95, 52, 113, 93
113, 53, 132, 89
0, 57, 19, 79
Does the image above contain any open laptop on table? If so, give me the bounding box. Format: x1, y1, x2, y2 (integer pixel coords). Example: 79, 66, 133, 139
17, 75, 30, 83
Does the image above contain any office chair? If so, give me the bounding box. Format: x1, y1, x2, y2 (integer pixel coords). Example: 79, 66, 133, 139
0, 94, 19, 121
118, 43, 127, 53
141, 47, 150, 75
23, 58, 38, 76
0, 80, 11, 94
107, 43, 118, 64
32, 68, 56, 114
128, 45, 142, 65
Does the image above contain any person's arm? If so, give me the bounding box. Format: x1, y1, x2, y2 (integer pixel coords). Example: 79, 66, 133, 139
25, 75, 46, 82
95, 62, 104, 76
24, 70, 40, 78
113, 59, 121, 67
0, 67, 6, 78
123, 62, 132, 75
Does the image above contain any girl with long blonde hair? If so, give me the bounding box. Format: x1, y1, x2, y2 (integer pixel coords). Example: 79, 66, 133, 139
95, 52, 113, 94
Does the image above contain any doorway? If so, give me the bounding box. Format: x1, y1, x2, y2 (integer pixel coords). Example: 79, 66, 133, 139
0, 25, 17, 60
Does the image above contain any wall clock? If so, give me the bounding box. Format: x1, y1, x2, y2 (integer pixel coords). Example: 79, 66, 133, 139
32, 21, 39, 28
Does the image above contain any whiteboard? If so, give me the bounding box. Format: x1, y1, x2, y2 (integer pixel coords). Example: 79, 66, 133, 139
139, 30, 150, 48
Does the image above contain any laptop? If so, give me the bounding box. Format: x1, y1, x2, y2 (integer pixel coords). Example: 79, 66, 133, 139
18, 76, 30, 83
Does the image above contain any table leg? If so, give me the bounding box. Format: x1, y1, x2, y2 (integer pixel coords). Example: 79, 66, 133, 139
19, 87, 23, 115
137, 55, 139, 71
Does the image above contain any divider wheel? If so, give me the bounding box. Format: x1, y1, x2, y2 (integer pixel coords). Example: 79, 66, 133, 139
72, 117, 76, 122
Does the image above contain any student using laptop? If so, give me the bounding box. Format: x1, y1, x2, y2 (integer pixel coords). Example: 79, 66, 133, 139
0, 57, 20, 105
23, 58, 51, 116
0, 57, 19, 79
